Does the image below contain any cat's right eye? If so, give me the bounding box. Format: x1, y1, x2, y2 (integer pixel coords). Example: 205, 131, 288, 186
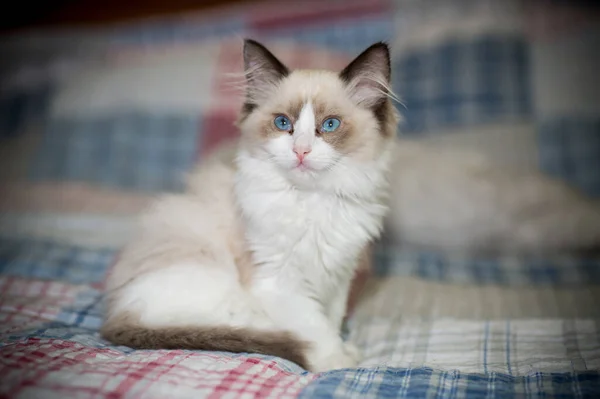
274, 115, 292, 132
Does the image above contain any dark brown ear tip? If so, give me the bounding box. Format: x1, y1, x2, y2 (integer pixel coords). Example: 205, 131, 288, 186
372, 41, 390, 49
349, 41, 391, 67
243, 38, 258, 52
241, 38, 290, 80
243, 38, 269, 55
369, 41, 391, 57
369, 42, 391, 75
243, 38, 260, 47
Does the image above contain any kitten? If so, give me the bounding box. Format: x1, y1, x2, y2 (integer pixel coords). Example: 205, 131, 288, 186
101, 40, 399, 372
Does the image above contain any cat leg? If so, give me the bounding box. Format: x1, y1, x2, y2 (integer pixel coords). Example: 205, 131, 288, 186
252, 280, 359, 372
324, 275, 363, 364
327, 284, 362, 367
328, 278, 352, 330
325, 245, 372, 364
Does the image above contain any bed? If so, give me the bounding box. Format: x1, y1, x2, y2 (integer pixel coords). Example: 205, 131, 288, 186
1, 0, 599, 397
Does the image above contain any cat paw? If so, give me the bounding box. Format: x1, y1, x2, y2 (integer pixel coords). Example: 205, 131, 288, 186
308, 349, 360, 373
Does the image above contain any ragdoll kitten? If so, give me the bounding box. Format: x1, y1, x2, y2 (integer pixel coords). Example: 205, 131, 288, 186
102, 40, 399, 372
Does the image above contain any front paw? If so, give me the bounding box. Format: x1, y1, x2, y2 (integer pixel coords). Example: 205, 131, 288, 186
308, 348, 360, 373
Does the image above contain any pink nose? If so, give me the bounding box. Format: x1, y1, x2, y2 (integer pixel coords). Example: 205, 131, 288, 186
294, 147, 311, 162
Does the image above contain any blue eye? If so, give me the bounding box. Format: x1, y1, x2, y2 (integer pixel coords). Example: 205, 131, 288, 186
321, 118, 341, 133
274, 115, 292, 131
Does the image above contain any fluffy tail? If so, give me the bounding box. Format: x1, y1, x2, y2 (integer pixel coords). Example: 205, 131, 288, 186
101, 317, 310, 370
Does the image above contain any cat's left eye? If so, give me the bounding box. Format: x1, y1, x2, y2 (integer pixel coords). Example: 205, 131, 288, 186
321, 118, 341, 133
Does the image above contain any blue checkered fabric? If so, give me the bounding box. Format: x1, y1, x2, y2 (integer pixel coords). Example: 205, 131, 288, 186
373, 247, 600, 287
527, 2, 600, 199
299, 368, 600, 398
2, 237, 599, 397
2, 237, 598, 296
0, 239, 112, 284
29, 112, 199, 192
538, 117, 600, 198
2, 3, 600, 396
55, 288, 104, 331
393, 35, 532, 135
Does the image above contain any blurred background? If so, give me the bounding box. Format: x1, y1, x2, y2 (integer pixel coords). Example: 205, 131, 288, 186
1, 0, 600, 299
0, 0, 600, 388
1, 0, 598, 193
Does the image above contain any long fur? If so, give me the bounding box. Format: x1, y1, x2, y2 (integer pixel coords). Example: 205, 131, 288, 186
102, 39, 600, 375
102, 40, 398, 372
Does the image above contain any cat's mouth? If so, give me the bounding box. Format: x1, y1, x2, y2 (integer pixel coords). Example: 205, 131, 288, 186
289, 158, 332, 175
295, 162, 310, 171
289, 160, 319, 177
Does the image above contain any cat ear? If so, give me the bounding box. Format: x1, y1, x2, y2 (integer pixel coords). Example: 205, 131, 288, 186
340, 42, 392, 108
243, 39, 289, 104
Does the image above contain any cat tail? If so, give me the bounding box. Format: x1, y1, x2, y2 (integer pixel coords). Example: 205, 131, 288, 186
101, 313, 310, 369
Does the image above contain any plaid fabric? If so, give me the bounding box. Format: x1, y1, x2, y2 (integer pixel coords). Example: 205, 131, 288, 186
538, 117, 600, 197
300, 368, 600, 398
373, 247, 600, 287
0, 238, 316, 398
527, 2, 600, 198
30, 112, 199, 192
335, 316, 600, 374
1, 339, 315, 398
1, 238, 599, 398
3, 237, 599, 289
0, 239, 112, 284
394, 35, 531, 135
391, 0, 529, 136
2, 0, 600, 397
389, 0, 600, 197
22, 40, 353, 192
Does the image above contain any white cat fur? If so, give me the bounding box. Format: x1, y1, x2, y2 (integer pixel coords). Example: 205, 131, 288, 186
102, 40, 398, 372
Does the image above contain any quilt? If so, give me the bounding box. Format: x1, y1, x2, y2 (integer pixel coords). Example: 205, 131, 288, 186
1, 0, 599, 397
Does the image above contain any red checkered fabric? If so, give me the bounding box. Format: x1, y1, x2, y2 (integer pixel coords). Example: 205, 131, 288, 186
1, 338, 315, 398
0, 277, 81, 335
0, 274, 317, 398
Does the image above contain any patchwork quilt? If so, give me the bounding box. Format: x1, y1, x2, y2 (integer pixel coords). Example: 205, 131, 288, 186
1, 0, 599, 397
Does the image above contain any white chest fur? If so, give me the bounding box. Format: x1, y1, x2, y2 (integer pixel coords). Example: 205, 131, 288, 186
234, 153, 387, 301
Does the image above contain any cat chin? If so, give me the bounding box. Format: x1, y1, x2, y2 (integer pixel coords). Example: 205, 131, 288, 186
285, 166, 320, 183
283, 165, 344, 190
272, 158, 322, 175
286, 160, 336, 177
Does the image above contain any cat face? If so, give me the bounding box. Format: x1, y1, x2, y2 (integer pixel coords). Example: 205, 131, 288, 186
237, 40, 398, 183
